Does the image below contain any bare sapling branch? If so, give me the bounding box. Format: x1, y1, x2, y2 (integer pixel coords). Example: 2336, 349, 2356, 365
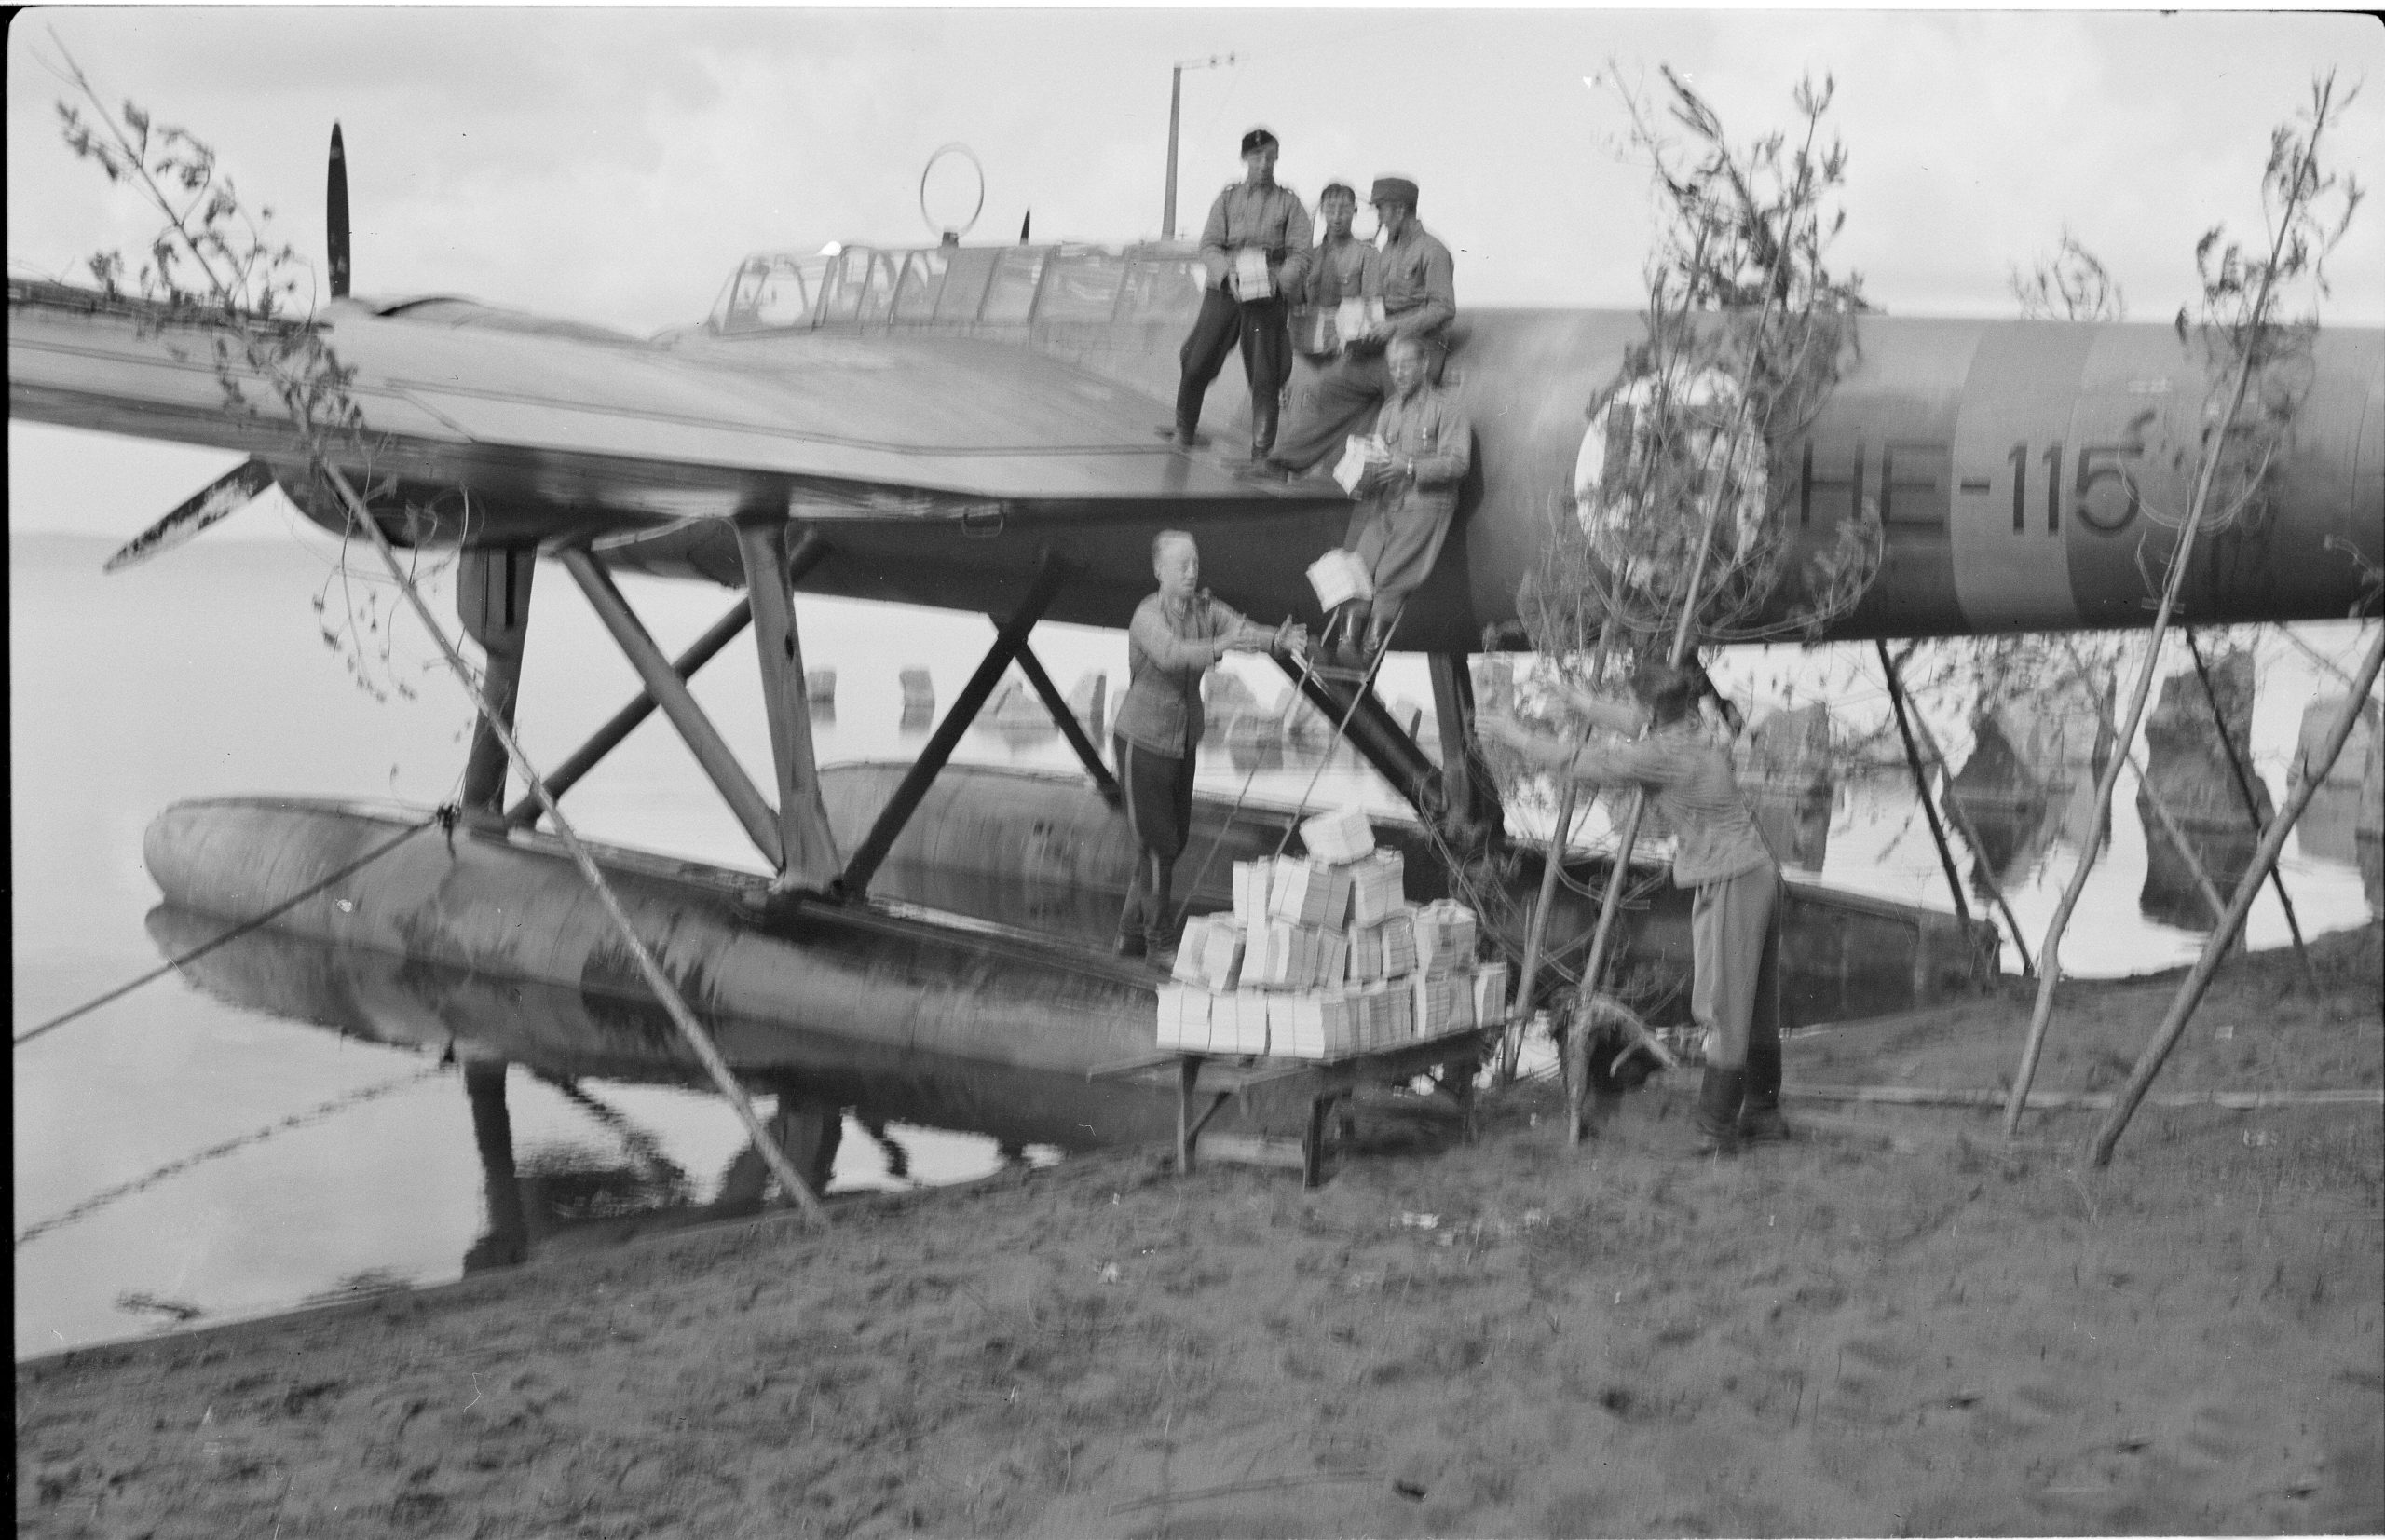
2004, 71, 2364, 1137
51, 54, 829, 1223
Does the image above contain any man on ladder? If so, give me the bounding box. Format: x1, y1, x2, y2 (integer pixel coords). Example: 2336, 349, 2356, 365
1318, 334, 1471, 668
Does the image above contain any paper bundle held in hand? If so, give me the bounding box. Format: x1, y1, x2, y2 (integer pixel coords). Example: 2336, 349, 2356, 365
1269, 857, 1352, 929
1306, 549, 1374, 610
1334, 295, 1385, 348
1331, 436, 1385, 497
1413, 900, 1479, 978
1347, 849, 1405, 926
1300, 806, 1375, 865
1156, 984, 1214, 1051
1233, 246, 1273, 301
1472, 961, 1511, 1030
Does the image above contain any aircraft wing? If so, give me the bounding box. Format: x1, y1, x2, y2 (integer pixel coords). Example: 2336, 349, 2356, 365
7, 280, 1342, 541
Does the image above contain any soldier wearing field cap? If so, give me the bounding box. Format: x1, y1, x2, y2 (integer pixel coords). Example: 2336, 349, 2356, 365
1255, 174, 1456, 478
1168, 128, 1312, 460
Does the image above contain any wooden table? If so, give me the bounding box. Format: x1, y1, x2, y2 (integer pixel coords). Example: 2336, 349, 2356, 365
1091, 1026, 1497, 1188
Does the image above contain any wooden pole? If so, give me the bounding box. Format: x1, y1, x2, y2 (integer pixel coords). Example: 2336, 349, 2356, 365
2183, 629, 2318, 990
1874, 658, 2035, 975
1502, 777, 1578, 1084
330, 472, 829, 1225
1877, 641, 1971, 925
2089, 622, 2384, 1165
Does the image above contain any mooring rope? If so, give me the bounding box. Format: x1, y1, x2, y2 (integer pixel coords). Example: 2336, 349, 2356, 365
13, 1061, 448, 1250
12, 808, 455, 1050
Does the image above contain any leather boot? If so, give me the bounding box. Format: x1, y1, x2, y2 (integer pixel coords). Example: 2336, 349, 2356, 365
1358, 610, 1396, 668
1691, 1065, 1745, 1156
1739, 1042, 1792, 1143
1250, 400, 1279, 461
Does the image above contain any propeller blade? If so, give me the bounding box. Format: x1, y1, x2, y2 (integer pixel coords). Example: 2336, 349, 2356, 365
327, 122, 351, 299
1019, 210, 1030, 244
102, 458, 278, 574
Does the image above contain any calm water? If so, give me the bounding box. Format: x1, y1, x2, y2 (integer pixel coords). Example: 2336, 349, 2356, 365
11, 529, 2375, 1356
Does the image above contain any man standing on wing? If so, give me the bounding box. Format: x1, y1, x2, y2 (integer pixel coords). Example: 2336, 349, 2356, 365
1170, 129, 1312, 460
1477, 660, 1787, 1153
1112, 531, 1304, 959
1258, 175, 1455, 479
1321, 334, 1471, 666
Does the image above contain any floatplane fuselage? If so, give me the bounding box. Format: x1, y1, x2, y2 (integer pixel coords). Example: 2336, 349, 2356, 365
10, 225, 2380, 1083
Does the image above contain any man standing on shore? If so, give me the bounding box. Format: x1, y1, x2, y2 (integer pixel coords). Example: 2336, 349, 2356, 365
1113, 531, 1302, 958
1477, 660, 1786, 1153
1171, 129, 1312, 460
1258, 175, 1455, 479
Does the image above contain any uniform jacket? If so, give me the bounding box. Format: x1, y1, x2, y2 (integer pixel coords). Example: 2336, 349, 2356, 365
1199, 181, 1314, 300
1368, 222, 1456, 339
1370, 381, 1473, 527
1114, 590, 1253, 756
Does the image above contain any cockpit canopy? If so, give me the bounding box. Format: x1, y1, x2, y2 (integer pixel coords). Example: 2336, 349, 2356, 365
707, 241, 1207, 334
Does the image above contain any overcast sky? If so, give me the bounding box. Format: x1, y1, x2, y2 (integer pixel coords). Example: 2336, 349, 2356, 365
9, 6, 2383, 537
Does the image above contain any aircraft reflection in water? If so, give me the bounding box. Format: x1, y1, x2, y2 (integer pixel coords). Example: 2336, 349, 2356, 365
146, 906, 1194, 1277
2293, 693, 2385, 913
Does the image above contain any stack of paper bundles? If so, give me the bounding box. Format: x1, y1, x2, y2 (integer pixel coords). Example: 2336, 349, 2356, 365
1156, 984, 1213, 1052
1220, 990, 1273, 1055
1267, 989, 1358, 1060
1472, 961, 1511, 1030
1233, 247, 1274, 302
1347, 850, 1406, 926
1411, 973, 1473, 1039
1299, 806, 1376, 865
1269, 858, 1351, 929
1356, 980, 1411, 1049
1231, 859, 1275, 924
1171, 915, 1245, 989
1363, 906, 1419, 977
1412, 901, 1478, 978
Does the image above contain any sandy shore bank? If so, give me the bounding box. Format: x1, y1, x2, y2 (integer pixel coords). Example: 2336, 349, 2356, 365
17, 925, 2381, 1538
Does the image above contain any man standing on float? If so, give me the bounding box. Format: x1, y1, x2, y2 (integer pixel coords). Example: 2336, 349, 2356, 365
1170, 129, 1311, 460
1112, 531, 1303, 959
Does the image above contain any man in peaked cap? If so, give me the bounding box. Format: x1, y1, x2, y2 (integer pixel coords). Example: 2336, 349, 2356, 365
1254, 174, 1456, 479
1166, 128, 1313, 459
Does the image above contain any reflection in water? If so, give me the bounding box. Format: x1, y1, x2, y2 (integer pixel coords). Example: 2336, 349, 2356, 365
1737, 704, 1833, 872
1948, 690, 2111, 899
2292, 692, 2383, 917
148, 908, 1233, 1274
2136, 654, 2268, 934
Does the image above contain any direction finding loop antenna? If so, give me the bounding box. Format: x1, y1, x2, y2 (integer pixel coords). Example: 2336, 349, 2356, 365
920, 143, 986, 242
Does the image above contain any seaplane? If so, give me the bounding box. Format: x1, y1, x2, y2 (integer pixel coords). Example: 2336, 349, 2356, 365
12, 125, 2381, 1168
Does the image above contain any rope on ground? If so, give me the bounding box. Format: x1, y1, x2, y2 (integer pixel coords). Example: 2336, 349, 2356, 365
13, 1062, 448, 1250
12, 809, 454, 1050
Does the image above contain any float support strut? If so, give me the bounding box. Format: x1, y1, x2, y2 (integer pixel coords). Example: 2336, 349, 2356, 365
1015, 640, 1121, 805
458, 547, 538, 812
561, 545, 784, 868
1877, 640, 1972, 925
736, 521, 841, 892
1429, 652, 1502, 847
837, 553, 1070, 898
505, 597, 755, 827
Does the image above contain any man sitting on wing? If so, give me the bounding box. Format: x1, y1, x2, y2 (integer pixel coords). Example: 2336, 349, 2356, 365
1319, 334, 1472, 667
1112, 531, 1305, 959
1253, 175, 1455, 481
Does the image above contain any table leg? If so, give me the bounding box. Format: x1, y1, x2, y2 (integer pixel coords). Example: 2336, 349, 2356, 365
1302, 1094, 1334, 1189
1452, 1056, 1479, 1144
1178, 1056, 1201, 1175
